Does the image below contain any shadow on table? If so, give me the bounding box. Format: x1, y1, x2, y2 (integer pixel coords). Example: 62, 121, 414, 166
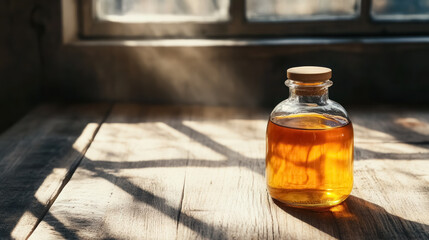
354, 146, 429, 160
274, 195, 429, 239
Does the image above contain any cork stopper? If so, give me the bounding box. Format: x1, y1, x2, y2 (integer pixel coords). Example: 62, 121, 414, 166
287, 66, 332, 82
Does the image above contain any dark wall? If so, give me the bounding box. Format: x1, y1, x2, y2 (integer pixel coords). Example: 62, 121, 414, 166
43, 42, 429, 108
38, 0, 429, 108
0, 1, 42, 132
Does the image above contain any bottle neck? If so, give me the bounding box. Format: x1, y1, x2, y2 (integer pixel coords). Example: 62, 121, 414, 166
286, 80, 332, 105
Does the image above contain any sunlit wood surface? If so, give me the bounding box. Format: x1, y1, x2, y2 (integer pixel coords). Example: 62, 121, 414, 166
1, 104, 428, 239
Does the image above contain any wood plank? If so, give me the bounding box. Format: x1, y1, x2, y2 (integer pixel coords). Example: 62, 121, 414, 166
29, 104, 194, 239
30, 105, 429, 239
175, 108, 273, 239
351, 108, 429, 143
334, 159, 429, 239
174, 108, 339, 239
0, 104, 110, 240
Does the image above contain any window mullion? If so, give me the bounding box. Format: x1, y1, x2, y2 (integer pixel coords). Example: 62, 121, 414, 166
361, 0, 372, 22
230, 0, 245, 26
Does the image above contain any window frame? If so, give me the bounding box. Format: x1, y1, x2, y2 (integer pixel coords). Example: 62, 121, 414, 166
80, 0, 429, 39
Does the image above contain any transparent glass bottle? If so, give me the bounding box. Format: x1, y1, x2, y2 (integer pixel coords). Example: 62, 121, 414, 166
266, 66, 354, 209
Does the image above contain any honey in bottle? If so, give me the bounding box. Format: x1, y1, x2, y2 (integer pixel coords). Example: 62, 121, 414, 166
266, 66, 354, 209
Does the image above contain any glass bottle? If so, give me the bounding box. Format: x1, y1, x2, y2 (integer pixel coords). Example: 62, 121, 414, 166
266, 66, 354, 209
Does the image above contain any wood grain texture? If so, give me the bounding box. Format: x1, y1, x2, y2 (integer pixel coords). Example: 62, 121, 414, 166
23, 105, 429, 239
30, 105, 195, 239
0, 104, 110, 240
351, 108, 429, 143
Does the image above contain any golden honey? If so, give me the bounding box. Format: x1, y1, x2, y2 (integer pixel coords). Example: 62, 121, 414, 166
266, 113, 353, 208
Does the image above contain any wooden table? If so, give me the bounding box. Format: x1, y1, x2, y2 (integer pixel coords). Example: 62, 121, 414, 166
1, 104, 428, 239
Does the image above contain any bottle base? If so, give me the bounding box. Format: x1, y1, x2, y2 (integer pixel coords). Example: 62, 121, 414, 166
268, 187, 350, 210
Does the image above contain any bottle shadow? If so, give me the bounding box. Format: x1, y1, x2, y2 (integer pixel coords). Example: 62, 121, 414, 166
273, 195, 429, 239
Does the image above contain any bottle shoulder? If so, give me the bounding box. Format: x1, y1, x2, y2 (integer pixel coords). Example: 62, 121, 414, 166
270, 99, 350, 121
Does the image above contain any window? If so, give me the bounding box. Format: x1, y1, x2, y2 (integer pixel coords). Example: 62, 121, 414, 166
94, 0, 230, 22
247, 0, 359, 21
80, 0, 429, 38
372, 0, 429, 21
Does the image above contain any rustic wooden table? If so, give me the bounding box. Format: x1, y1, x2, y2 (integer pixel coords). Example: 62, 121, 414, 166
1, 104, 428, 239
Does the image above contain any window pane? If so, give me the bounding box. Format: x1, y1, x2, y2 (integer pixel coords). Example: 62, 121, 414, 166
372, 0, 429, 20
95, 0, 230, 23
246, 0, 359, 21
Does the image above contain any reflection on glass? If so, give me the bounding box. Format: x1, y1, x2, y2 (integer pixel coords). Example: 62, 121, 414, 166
372, 0, 429, 20
95, 0, 230, 22
246, 0, 359, 21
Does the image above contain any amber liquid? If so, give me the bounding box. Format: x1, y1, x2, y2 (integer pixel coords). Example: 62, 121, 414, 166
266, 113, 353, 208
